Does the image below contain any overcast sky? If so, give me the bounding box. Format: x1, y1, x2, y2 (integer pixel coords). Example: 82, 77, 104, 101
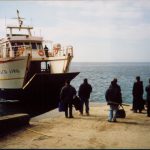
0, 0, 150, 62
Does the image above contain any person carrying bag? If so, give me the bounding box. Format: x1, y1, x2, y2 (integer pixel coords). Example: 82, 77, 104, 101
105, 78, 123, 122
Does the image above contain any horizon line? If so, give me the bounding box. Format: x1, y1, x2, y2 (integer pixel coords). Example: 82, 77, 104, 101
72, 61, 150, 63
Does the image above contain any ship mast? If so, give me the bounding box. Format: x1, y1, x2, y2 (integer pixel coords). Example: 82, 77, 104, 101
6, 10, 33, 37
16, 9, 23, 30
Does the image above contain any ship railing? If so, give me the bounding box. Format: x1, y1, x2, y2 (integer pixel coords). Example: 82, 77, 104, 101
50, 46, 73, 57
10, 45, 32, 58
0, 45, 73, 59
51, 48, 64, 57
0, 46, 13, 58
66, 45, 73, 57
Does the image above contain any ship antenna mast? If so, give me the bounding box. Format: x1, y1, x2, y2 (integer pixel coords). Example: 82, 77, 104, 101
16, 9, 24, 30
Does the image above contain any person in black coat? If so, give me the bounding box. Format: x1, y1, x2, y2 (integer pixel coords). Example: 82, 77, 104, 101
145, 78, 150, 117
78, 78, 92, 115
105, 78, 122, 122
44, 45, 49, 57
60, 80, 76, 118
132, 76, 144, 113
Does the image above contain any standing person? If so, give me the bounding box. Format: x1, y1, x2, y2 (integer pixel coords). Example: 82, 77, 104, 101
44, 45, 49, 57
60, 80, 76, 118
132, 76, 144, 113
105, 78, 122, 122
145, 78, 150, 117
78, 78, 92, 116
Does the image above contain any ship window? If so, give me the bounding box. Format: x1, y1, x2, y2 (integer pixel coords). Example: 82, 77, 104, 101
31, 43, 37, 49
11, 43, 15, 46
37, 43, 42, 50
25, 42, 29, 45
11, 42, 23, 46
17, 42, 23, 46
41, 61, 46, 71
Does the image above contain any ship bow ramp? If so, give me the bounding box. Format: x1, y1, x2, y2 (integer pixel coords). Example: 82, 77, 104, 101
22, 72, 79, 117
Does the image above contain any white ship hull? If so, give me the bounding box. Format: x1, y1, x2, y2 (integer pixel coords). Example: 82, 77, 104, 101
0, 56, 29, 89
47, 56, 72, 73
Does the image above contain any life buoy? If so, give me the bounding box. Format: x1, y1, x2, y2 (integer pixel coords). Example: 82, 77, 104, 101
38, 50, 44, 56
18, 47, 25, 55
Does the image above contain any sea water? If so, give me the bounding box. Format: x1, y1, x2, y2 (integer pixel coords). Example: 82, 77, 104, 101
70, 62, 150, 104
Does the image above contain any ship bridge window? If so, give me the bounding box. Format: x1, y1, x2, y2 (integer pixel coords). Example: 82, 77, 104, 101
31, 43, 37, 49
11, 43, 15, 46
24, 42, 30, 48
25, 42, 29, 45
11, 42, 23, 47
37, 43, 42, 50
17, 42, 23, 46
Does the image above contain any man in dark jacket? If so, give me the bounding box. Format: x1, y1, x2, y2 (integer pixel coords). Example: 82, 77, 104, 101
105, 78, 122, 122
78, 78, 92, 116
145, 78, 150, 117
60, 80, 76, 118
132, 76, 144, 113
44, 45, 49, 57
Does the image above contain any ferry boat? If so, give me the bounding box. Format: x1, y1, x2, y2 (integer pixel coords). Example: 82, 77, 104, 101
0, 10, 79, 117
